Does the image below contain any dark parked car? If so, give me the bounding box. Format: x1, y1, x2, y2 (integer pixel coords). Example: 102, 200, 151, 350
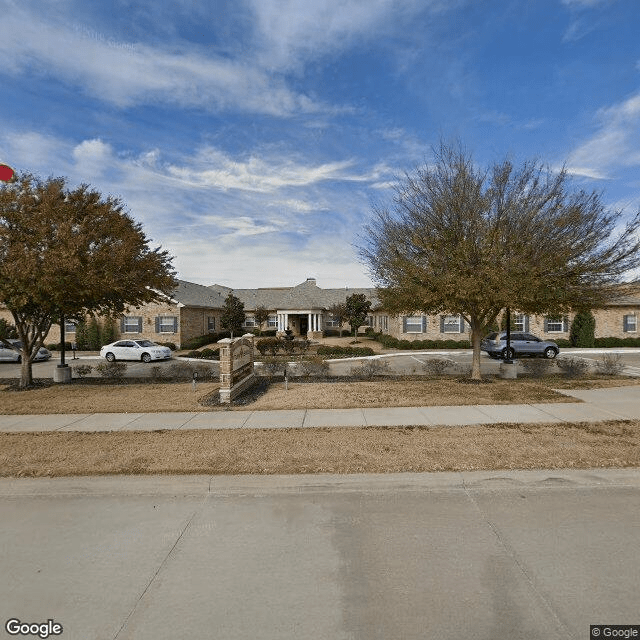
480, 332, 559, 360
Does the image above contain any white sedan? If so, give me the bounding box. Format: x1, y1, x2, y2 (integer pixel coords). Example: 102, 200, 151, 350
100, 340, 172, 363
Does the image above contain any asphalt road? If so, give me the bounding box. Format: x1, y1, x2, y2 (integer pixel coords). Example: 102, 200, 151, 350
1, 470, 638, 640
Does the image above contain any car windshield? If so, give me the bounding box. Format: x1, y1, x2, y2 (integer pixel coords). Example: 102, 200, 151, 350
135, 340, 156, 347
485, 332, 498, 340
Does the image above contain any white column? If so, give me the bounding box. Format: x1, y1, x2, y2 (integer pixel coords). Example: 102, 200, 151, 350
313, 313, 318, 331
284, 313, 289, 330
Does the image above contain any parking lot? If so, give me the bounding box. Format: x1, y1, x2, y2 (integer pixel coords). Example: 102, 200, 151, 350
3, 348, 640, 380
0, 354, 208, 380
325, 348, 640, 377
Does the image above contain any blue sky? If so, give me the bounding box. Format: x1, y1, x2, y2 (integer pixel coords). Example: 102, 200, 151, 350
1, 0, 639, 288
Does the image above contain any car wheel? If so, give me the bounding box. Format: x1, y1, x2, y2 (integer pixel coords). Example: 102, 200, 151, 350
105, 352, 116, 362
141, 353, 152, 363
543, 347, 558, 359
501, 347, 515, 360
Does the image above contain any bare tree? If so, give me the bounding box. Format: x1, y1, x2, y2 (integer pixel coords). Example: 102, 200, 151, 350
359, 143, 640, 380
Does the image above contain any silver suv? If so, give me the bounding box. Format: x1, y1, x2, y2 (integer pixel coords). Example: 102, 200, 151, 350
480, 332, 559, 360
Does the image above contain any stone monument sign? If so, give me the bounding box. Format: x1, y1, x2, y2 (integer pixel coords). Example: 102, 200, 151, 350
218, 334, 256, 403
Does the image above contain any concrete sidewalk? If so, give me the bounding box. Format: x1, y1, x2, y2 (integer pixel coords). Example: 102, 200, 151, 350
1, 385, 639, 432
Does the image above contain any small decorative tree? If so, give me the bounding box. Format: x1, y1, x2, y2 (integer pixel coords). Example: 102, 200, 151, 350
221, 293, 245, 339
328, 303, 347, 336
101, 316, 119, 345
74, 319, 88, 350
254, 305, 269, 336
87, 316, 101, 351
344, 294, 372, 343
570, 310, 596, 347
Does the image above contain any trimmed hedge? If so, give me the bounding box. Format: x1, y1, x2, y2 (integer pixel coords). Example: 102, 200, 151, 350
155, 341, 177, 350
594, 336, 640, 347
185, 347, 219, 360
373, 333, 470, 350
316, 345, 375, 357
46, 342, 73, 351
181, 332, 231, 350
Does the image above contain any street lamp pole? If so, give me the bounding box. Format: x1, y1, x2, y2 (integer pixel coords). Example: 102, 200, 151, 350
505, 307, 513, 364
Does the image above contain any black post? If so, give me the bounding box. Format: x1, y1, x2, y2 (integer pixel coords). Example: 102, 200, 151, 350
505, 307, 513, 364
59, 314, 67, 367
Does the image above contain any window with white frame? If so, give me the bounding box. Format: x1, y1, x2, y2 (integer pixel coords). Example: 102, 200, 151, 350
442, 315, 462, 333
243, 315, 256, 327
325, 315, 340, 327
158, 316, 177, 333
546, 317, 565, 333
64, 321, 76, 334
123, 316, 142, 333
207, 316, 216, 332
379, 315, 388, 332
514, 314, 527, 332
624, 314, 637, 332
404, 316, 425, 333
267, 315, 277, 328
366, 315, 374, 327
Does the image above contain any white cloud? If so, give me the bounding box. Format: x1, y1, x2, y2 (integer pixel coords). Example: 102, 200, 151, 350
1, 131, 69, 176
72, 139, 113, 179
0, 5, 324, 116
567, 93, 640, 179
0, 129, 379, 286
561, 0, 608, 6
162, 146, 379, 193
165, 234, 374, 288
247, 0, 434, 70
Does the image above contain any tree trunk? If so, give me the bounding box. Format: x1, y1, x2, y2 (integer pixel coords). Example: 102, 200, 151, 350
470, 323, 483, 381
20, 357, 33, 389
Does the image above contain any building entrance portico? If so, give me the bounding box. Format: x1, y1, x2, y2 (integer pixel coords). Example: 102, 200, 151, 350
276, 310, 324, 338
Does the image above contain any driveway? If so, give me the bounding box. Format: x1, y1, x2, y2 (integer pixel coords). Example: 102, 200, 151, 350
1, 470, 639, 640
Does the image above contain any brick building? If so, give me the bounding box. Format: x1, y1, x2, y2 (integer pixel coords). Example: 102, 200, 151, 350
2, 278, 639, 348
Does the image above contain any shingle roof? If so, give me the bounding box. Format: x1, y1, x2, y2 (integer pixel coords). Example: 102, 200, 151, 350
208, 278, 381, 311
168, 280, 228, 308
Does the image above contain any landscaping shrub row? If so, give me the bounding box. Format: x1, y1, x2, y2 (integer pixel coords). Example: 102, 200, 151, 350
316, 345, 375, 357
373, 333, 470, 350
185, 348, 219, 360
256, 337, 311, 356
181, 332, 231, 350
594, 337, 640, 347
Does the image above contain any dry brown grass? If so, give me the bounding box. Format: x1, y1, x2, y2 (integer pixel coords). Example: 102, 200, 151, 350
221, 379, 575, 410
0, 382, 220, 414
1, 420, 639, 477
1, 376, 637, 415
